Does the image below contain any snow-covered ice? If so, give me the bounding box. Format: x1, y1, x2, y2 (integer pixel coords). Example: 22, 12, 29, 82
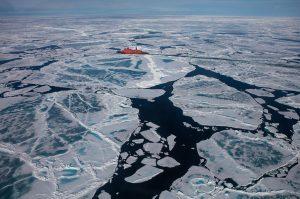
1, 16, 300, 199
140, 129, 161, 143
171, 75, 263, 130
157, 157, 180, 168
197, 130, 296, 186
125, 165, 163, 183
143, 143, 163, 155
277, 94, 300, 109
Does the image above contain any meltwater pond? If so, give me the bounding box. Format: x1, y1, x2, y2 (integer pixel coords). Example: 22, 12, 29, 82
0, 16, 300, 199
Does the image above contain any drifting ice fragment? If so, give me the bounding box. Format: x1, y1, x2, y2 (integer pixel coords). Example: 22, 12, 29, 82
157, 157, 180, 168
141, 129, 161, 143
141, 158, 157, 166
276, 94, 300, 109
167, 135, 176, 151
171, 75, 263, 130
143, 143, 163, 155
126, 156, 138, 165
98, 191, 111, 199
197, 130, 295, 186
170, 166, 219, 198
292, 122, 300, 149
132, 139, 144, 144
115, 88, 165, 100
246, 89, 274, 97
125, 165, 163, 183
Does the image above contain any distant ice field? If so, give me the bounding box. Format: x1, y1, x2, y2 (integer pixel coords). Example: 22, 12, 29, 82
0, 16, 299, 199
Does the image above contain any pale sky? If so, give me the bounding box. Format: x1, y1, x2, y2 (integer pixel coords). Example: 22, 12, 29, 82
0, 0, 300, 16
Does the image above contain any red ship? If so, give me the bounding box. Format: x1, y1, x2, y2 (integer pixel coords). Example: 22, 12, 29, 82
119, 47, 148, 55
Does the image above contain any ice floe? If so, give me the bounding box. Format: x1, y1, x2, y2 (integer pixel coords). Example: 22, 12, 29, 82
171, 75, 263, 130
0, 90, 139, 198
157, 157, 180, 168
143, 143, 163, 155
279, 110, 299, 120
141, 158, 157, 166
197, 130, 296, 186
125, 165, 163, 183
1, 16, 300, 199
126, 156, 138, 165
136, 55, 164, 88
214, 189, 300, 199
292, 122, 300, 149
246, 89, 274, 97
248, 163, 300, 193
166, 166, 220, 198
277, 94, 300, 109
140, 129, 161, 143
115, 88, 165, 100
166, 135, 176, 151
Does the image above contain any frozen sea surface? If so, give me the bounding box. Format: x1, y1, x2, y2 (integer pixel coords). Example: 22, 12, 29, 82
0, 16, 299, 199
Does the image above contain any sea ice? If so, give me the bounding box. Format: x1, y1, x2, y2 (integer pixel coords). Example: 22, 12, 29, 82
169, 166, 220, 198
33, 85, 51, 93
279, 110, 299, 120
2, 16, 300, 199
126, 156, 138, 165
143, 143, 163, 155
171, 75, 263, 130
157, 157, 180, 168
159, 191, 178, 199
0, 90, 139, 198
136, 55, 193, 88
140, 129, 161, 143
277, 94, 300, 109
3, 86, 37, 97
115, 88, 165, 100
136, 149, 144, 156
246, 89, 274, 97
97, 191, 111, 199
197, 130, 296, 186
251, 163, 300, 193
214, 189, 300, 199
132, 139, 144, 144
141, 158, 157, 166
125, 165, 163, 183
166, 135, 176, 151
292, 122, 300, 149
